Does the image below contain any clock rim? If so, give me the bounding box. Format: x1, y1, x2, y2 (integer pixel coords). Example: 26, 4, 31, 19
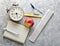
8, 6, 24, 21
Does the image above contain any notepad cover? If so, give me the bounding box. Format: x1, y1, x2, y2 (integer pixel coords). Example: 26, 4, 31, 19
3, 21, 29, 43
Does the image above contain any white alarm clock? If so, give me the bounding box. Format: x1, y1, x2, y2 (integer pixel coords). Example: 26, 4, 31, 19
7, 3, 24, 21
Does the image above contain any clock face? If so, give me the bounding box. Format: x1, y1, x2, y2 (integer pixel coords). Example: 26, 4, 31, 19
8, 7, 24, 21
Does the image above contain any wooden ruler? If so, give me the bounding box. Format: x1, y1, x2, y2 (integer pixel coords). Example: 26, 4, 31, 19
29, 9, 54, 42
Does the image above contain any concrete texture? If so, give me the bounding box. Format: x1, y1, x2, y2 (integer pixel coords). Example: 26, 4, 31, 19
0, 0, 60, 46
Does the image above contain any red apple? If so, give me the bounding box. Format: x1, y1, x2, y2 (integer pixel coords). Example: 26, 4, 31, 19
24, 17, 34, 28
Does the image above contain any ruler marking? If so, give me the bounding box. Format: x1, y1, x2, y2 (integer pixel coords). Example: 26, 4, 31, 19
29, 9, 54, 42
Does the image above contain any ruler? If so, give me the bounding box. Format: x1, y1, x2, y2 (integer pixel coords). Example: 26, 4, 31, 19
29, 9, 54, 42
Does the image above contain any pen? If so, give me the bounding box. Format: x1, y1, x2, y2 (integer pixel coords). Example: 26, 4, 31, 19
30, 3, 43, 15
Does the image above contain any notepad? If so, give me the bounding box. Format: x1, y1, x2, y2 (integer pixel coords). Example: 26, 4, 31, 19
3, 21, 29, 43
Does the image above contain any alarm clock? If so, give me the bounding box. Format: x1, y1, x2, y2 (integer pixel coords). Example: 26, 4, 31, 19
7, 3, 24, 21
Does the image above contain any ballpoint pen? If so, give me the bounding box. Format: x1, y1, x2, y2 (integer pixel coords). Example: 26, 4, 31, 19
30, 3, 43, 15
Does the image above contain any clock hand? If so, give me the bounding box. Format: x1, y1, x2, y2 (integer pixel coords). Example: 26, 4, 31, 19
15, 13, 18, 19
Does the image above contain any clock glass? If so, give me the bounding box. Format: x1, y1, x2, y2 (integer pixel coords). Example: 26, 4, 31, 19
8, 7, 24, 21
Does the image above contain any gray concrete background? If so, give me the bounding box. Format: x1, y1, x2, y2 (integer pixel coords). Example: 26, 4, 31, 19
0, 0, 60, 46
